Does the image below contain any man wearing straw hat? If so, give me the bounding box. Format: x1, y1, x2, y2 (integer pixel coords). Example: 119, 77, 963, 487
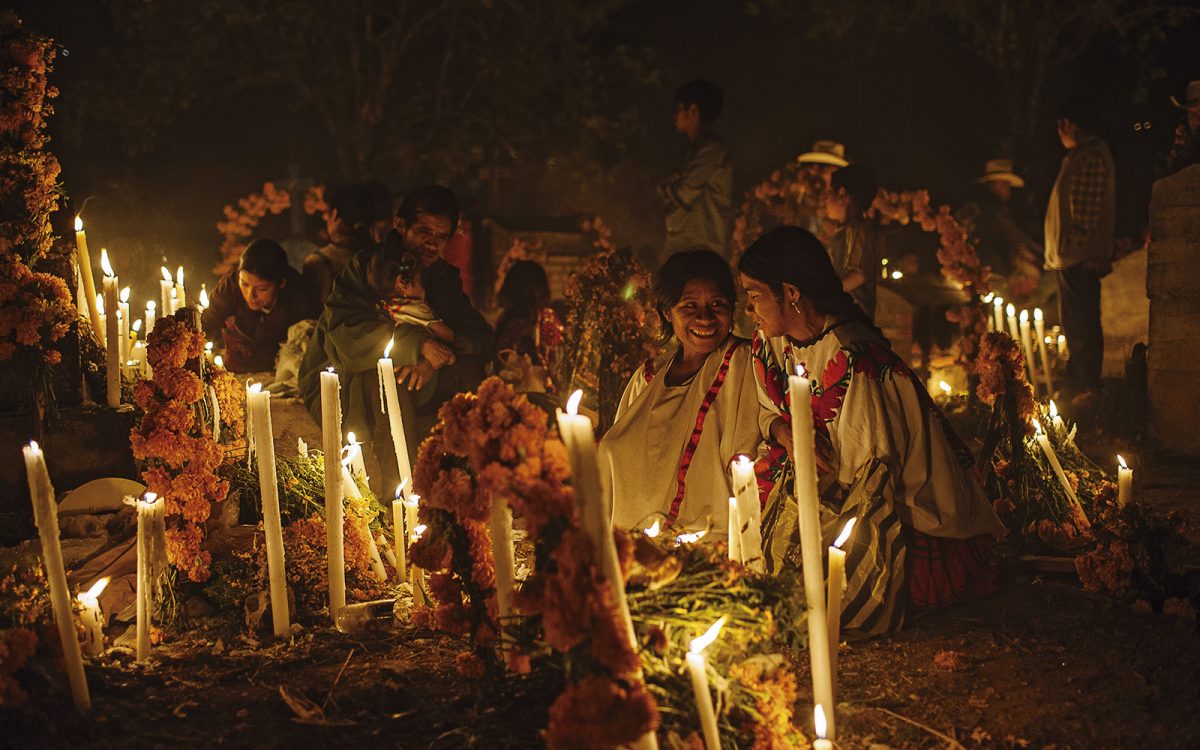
957, 158, 1043, 303
796, 139, 850, 238
1166, 79, 1200, 175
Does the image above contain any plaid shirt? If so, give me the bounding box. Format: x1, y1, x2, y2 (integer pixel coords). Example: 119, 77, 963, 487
1044, 135, 1115, 270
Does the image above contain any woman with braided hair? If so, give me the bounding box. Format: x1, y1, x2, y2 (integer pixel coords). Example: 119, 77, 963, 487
739, 226, 1003, 636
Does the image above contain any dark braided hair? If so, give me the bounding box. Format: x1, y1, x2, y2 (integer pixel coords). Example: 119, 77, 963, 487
737, 225, 888, 343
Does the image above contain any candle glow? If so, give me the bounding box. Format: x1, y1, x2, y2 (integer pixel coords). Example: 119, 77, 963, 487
938, 380, 952, 395
566, 388, 583, 415
644, 519, 661, 538
833, 517, 857, 549
99, 249, 113, 277
161, 266, 172, 282
690, 615, 727, 654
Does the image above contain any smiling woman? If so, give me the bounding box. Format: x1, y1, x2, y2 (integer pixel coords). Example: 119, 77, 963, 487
599, 250, 765, 538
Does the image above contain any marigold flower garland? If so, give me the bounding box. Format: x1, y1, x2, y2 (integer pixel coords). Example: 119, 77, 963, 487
411, 377, 658, 749
130, 316, 243, 582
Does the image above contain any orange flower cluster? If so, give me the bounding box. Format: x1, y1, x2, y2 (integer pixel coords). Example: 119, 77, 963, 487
544, 675, 659, 750
130, 316, 235, 582
268, 501, 385, 613
214, 182, 292, 275
975, 331, 1035, 427
0, 14, 73, 367
210, 367, 246, 441
727, 661, 805, 750
731, 160, 830, 258
1075, 539, 1134, 597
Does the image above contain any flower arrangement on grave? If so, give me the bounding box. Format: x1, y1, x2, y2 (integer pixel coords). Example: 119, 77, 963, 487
130, 316, 243, 583
0, 561, 51, 706
0, 14, 74, 410
556, 217, 658, 432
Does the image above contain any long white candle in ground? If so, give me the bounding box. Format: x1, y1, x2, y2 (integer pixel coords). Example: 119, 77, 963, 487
118, 286, 131, 366
320, 368, 346, 619
23, 442, 90, 711
344, 433, 368, 485
1117, 455, 1133, 508
145, 300, 156, 335
247, 384, 290, 636
827, 517, 856, 704
377, 337, 414, 493
1033, 419, 1089, 527
1005, 303, 1019, 342
787, 365, 835, 738
77, 576, 109, 658
392, 485, 408, 583
101, 250, 119, 407
727, 496, 742, 563
685, 616, 726, 750
159, 267, 173, 313
410, 520, 428, 605
730, 455, 763, 571
175, 266, 187, 308
135, 492, 163, 661
339, 456, 387, 583
74, 218, 102, 341
404, 494, 420, 584
490, 494, 516, 626
812, 706, 833, 750
1018, 309, 1037, 388
992, 296, 1004, 334
1033, 308, 1054, 396
198, 285, 209, 314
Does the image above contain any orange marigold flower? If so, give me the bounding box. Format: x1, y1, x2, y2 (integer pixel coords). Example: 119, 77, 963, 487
545, 676, 658, 750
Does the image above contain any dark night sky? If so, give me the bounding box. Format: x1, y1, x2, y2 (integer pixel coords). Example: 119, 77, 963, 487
11, 1, 1199, 302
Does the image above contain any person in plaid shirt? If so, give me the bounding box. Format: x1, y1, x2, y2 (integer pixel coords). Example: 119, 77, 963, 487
1044, 96, 1115, 401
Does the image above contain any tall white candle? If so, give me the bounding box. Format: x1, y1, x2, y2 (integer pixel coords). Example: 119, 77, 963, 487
77, 577, 109, 658
23, 442, 90, 711
726, 497, 742, 563
175, 266, 187, 308
320, 368, 346, 619
160, 267, 173, 314
1049, 399, 1066, 434
787, 365, 835, 738
74, 218, 102, 342
247, 384, 290, 636
198, 284, 209, 313
344, 433, 368, 486
410, 517, 428, 605
169, 287, 179, 315
1033, 308, 1054, 396
377, 337, 414, 494
1005, 303, 1019, 342
685, 616, 726, 750
118, 286, 131, 366
490, 494, 516, 629
392, 485, 408, 583
827, 517, 856, 707
145, 300, 157, 335
1033, 419, 1089, 528
1018, 309, 1036, 387
404, 494, 420, 584
730, 455, 763, 572
100, 250, 120, 407
992, 296, 1004, 334
135, 492, 164, 661
1117, 455, 1133, 508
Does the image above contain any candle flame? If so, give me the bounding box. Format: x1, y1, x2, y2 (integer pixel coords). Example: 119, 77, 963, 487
1118, 454, 1128, 470
733, 454, 753, 469
814, 705, 828, 739
412, 523, 428, 540
891, 270, 903, 280
982, 292, 994, 303
142, 491, 158, 504
326, 365, 334, 373
566, 389, 583, 415
347, 431, 358, 445
132, 319, 142, 332
689, 615, 727, 654
1020, 309, 1029, 322
205, 342, 213, 352
938, 380, 952, 395
405, 493, 421, 509
247, 382, 262, 394
1044, 336, 1052, 345
79, 577, 110, 603
146, 300, 156, 312
199, 287, 209, 307
74, 216, 83, 232
795, 364, 807, 379
96, 295, 105, 315
1057, 334, 1066, 345
120, 286, 130, 303
100, 248, 114, 277
1034, 307, 1044, 322
1032, 418, 1043, 435
28, 439, 39, 454
176, 266, 184, 286
644, 519, 661, 538
1006, 303, 1015, 316
395, 478, 409, 498
676, 529, 707, 544
993, 296, 1003, 308
213, 355, 223, 368
384, 336, 394, 359
833, 517, 858, 549
1049, 400, 1058, 419
161, 266, 172, 282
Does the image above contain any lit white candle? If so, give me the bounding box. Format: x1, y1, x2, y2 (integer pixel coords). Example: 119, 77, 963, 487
727, 496, 742, 563
786, 365, 835, 737
74, 217, 102, 341
77, 577, 109, 658
812, 705, 833, 750
992, 296, 1005, 334
490, 493, 516, 630
247, 383, 290, 636
410, 518, 428, 605
159, 267, 173, 313
1018, 309, 1036, 387
730, 455, 763, 571
1005, 303, 1019, 342
198, 284, 209, 313
100, 250, 120, 407
938, 380, 952, 399
320, 368, 346, 619
145, 300, 157, 335
1049, 399, 1065, 434
169, 287, 179, 314
135, 492, 164, 661
377, 337, 414, 495
982, 293, 995, 332
1117, 455, 1133, 508
378, 534, 397, 570
392, 483, 408, 583
1057, 331, 1069, 359
175, 266, 187, 308
685, 616, 726, 750
1033, 308, 1054, 396
22, 442, 90, 711
1033, 419, 1089, 528
827, 517, 857, 706
404, 493, 420, 583
344, 432, 368, 485
118, 286, 131, 366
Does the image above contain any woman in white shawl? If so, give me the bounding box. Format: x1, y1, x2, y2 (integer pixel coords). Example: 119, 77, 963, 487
600, 250, 764, 539
738, 226, 1004, 636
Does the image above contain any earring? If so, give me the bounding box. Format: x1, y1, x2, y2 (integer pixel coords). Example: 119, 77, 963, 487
790, 300, 802, 315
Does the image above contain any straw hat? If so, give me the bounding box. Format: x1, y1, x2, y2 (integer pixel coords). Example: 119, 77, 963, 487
1170, 80, 1200, 109
797, 140, 849, 167
976, 158, 1025, 188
